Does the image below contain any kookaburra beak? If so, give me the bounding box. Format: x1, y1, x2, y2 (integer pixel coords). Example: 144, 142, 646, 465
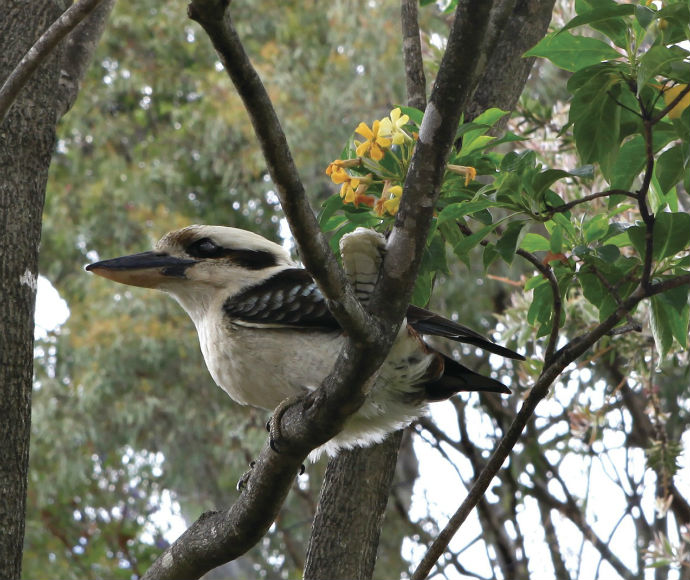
85, 251, 197, 289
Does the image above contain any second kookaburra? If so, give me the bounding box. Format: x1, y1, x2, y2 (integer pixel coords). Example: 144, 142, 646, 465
86, 225, 522, 460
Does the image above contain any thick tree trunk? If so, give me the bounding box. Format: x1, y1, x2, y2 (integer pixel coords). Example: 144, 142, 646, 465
304, 432, 403, 579
0, 3, 63, 578
466, 0, 557, 126
0, 1, 112, 576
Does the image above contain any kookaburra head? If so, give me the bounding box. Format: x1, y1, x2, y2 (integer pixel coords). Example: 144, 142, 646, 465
87, 225, 521, 460
88, 225, 296, 324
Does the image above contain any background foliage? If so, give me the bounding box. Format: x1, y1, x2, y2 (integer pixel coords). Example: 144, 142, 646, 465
26, 1, 689, 579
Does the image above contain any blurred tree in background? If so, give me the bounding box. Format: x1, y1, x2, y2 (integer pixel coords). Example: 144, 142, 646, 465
4, 0, 687, 579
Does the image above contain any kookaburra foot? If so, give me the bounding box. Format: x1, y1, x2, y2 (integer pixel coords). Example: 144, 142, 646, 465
266, 393, 307, 453
237, 461, 256, 492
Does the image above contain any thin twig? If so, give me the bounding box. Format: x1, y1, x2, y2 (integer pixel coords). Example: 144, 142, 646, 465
537, 188, 637, 219
0, 0, 105, 123
636, 98, 656, 292
516, 248, 561, 365
652, 83, 690, 125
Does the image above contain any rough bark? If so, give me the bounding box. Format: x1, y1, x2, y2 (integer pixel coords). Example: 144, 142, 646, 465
0, 2, 64, 577
304, 432, 403, 579
465, 0, 557, 126
0, 2, 112, 576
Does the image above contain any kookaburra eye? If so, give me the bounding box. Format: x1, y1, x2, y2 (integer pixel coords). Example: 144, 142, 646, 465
188, 238, 223, 258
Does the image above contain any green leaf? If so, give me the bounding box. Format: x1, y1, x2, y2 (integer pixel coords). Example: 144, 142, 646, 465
656, 144, 688, 195
609, 135, 645, 190
637, 45, 690, 95
411, 271, 433, 307
574, 0, 632, 48
627, 224, 647, 257
318, 193, 346, 227
524, 31, 622, 72
528, 283, 554, 327
495, 221, 526, 264
595, 244, 620, 263
562, 3, 635, 35
650, 293, 676, 357
520, 233, 551, 252
437, 199, 496, 224
634, 5, 655, 30
653, 212, 690, 261
550, 224, 564, 254
525, 274, 547, 292
626, 212, 690, 262
472, 107, 509, 127
664, 288, 689, 349
483, 243, 500, 269
425, 230, 449, 275
583, 214, 609, 243
531, 169, 575, 199
609, 127, 677, 190
453, 223, 500, 264
569, 67, 624, 168
579, 271, 606, 308
459, 135, 496, 157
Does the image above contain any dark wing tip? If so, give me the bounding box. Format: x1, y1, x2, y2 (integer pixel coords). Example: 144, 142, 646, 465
407, 304, 524, 360
425, 355, 513, 401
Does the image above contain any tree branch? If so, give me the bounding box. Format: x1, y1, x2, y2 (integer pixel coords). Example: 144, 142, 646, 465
401, 0, 426, 112
55, 0, 116, 118
411, 272, 690, 579
146, 0, 471, 575
526, 480, 638, 580
537, 188, 637, 219
372, 0, 501, 327
0, 0, 105, 123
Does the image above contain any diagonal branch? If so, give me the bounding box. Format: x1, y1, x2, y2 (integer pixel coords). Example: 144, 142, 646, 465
410, 272, 690, 580
0, 0, 105, 123
186, 0, 374, 343
537, 188, 637, 219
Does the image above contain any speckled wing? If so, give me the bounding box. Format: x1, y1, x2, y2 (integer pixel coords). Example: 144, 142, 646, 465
223, 268, 339, 329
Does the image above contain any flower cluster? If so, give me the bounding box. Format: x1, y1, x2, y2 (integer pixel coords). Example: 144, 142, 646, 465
325, 107, 477, 219
325, 107, 414, 217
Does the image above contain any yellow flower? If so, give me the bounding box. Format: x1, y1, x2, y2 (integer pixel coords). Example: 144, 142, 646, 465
355, 120, 391, 161
447, 164, 477, 186
339, 176, 361, 204
326, 159, 362, 178
378, 107, 410, 145
375, 182, 403, 216
327, 164, 350, 185
339, 173, 374, 208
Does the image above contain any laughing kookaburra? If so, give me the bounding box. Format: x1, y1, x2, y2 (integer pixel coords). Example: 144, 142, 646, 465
86, 225, 522, 460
